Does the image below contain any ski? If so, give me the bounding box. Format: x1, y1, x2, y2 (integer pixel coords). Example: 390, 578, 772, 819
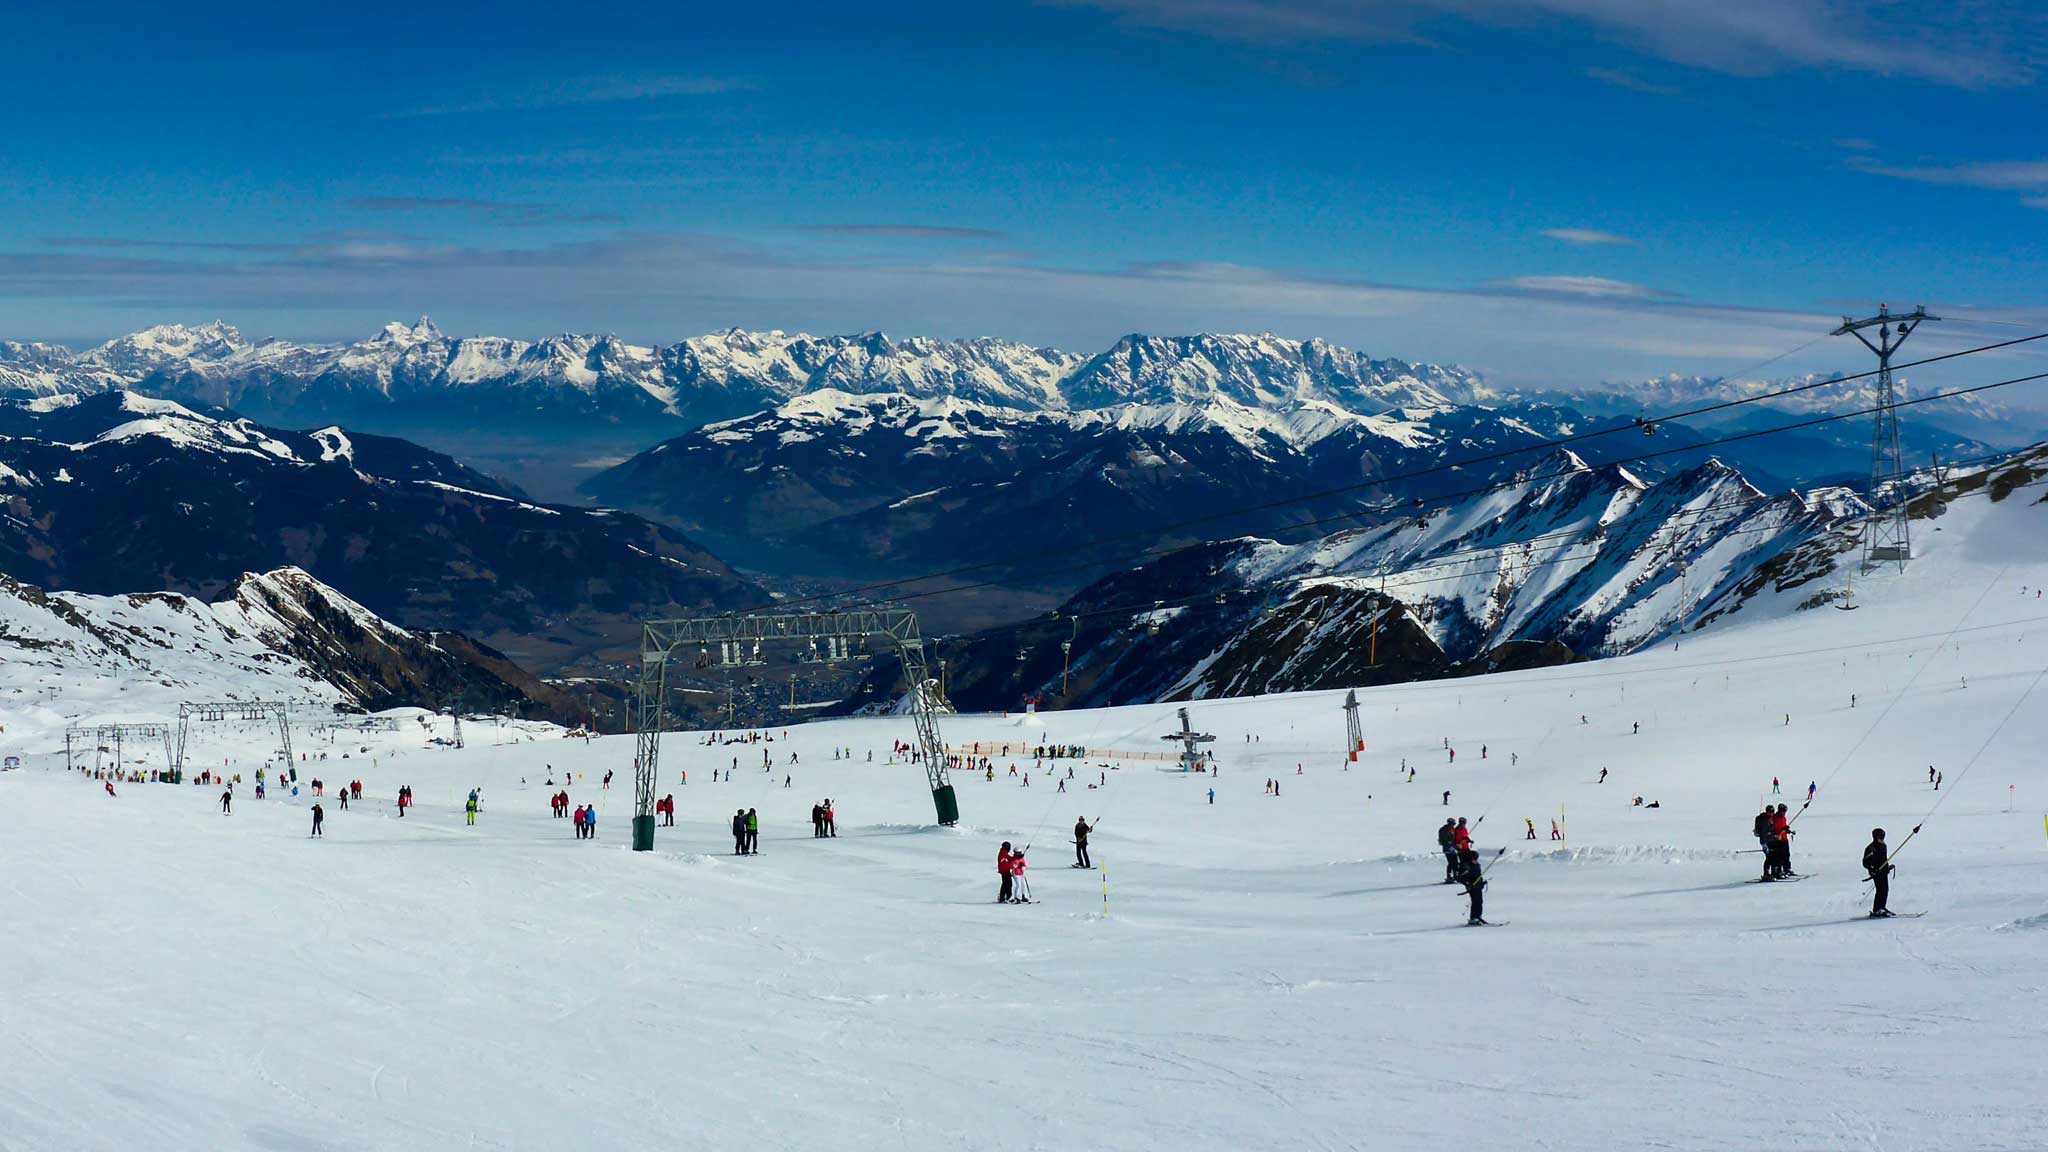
1748, 873, 1813, 884
1465, 920, 1508, 927
1868, 911, 1925, 919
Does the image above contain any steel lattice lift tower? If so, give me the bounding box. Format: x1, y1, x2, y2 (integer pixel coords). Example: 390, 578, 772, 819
1833, 303, 1938, 573
628, 609, 956, 851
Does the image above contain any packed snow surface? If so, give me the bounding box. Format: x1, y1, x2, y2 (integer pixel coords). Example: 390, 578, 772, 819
5, 502, 2048, 1150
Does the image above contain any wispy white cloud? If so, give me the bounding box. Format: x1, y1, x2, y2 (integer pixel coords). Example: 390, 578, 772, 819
801, 225, 1007, 240
1540, 228, 1637, 246
1583, 66, 1679, 96
346, 197, 622, 226
1847, 156, 2048, 191
1492, 275, 1667, 298
393, 73, 752, 118
1057, 0, 2046, 88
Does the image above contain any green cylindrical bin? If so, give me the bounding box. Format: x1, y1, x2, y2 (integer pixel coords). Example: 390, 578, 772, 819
632, 814, 656, 851
931, 784, 960, 826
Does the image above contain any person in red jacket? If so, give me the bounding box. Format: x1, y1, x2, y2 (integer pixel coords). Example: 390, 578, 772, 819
997, 842, 1015, 904
1453, 817, 1472, 852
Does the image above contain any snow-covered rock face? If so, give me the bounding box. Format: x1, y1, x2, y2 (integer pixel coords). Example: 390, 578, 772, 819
871, 441, 2006, 712
0, 565, 579, 733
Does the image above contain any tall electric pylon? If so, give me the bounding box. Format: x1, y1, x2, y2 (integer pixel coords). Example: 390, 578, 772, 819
1833, 303, 1937, 573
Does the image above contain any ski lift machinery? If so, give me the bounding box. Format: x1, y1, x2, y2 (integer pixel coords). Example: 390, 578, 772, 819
630, 609, 958, 850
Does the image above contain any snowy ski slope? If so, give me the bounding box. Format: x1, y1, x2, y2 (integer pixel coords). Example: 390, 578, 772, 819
3, 479, 2046, 1150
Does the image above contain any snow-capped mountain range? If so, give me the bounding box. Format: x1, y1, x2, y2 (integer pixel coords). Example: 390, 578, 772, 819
0, 392, 769, 662
0, 566, 584, 723
0, 321, 1496, 439
847, 440, 2048, 712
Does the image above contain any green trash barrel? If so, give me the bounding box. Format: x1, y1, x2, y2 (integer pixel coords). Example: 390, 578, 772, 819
632, 814, 656, 852
931, 785, 960, 826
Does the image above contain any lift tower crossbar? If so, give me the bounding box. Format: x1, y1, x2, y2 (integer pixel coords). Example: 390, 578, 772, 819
1833, 303, 1938, 573
630, 609, 956, 851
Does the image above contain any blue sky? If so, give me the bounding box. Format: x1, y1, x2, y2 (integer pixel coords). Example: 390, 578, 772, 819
2, 0, 2044, 392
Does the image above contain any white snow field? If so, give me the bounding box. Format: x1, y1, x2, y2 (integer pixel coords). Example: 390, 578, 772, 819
6, 490, 2048, 1151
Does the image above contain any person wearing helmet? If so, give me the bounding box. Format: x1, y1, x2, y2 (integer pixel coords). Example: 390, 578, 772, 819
1862, 829, 1894, 918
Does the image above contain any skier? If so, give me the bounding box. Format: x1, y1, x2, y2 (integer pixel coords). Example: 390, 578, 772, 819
1771, 803, 1794, 878
1935, 771, 1942, 790
1207, 788, 1215, 805
824, 800, 835, 837
1074, 817, 1094, 869
1772, 776, 1780, 795
784, 774, 792, 789
603, 770, 613, 789
1442, 790, 1451, 806
812, 803, 825, 838
1550, 819, 1561, 841
1753, 807, 1776, 879
1863, 828, 1894, 917
1928, 766, 1936, 785
585, 806, 597, 840
1455, 847, 1488, 925
104, 780, 116, 798
1524, 817, 1536, 841
1453, 817, 1472, 854
465, 795, 478, 826
338, 788, 348, 811
997, 842, 1016, 904
731, 809, 747, 855
661, 795, 675, 826
1632, 722, 1639, 735
1407, 767, 1416, 783
221, 787, 233, 815
1599, 767, 1608, 784
311, 803, 324, 837
1807, 781, 1817, 803
745, 808, 759, 854
573, 805, 587, 839
1010, 847, 1029, 902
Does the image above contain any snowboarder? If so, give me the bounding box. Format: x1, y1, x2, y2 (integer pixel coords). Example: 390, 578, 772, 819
311, 803, 324, 837
997, 841, 1016, 904
1455, 848, 1488, 925
1863, 828, 1894, 917
1074, 818, 1094, 869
